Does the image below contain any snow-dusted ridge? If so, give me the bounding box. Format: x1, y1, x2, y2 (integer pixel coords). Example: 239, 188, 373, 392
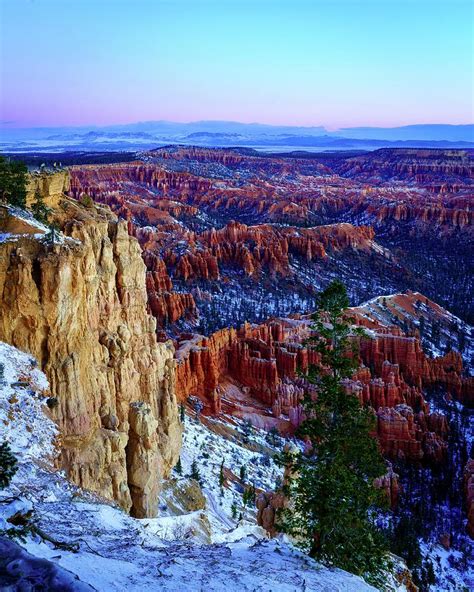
0, 342, 379, 591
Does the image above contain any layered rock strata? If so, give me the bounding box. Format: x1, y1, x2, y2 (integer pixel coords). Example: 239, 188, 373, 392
0, 193, 181, 517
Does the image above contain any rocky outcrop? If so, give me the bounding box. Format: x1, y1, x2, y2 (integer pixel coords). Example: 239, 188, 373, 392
335, 148, 473, 187
256, 490, 287, 536
126, 402, 160, 518
67, 148, 473, 335
175, 309, 459, 463
374, 464, 400, 507
26, 170, 70, 208
168, 221, 375, 281
0, 197, 181, 517
376, 405, 447, 463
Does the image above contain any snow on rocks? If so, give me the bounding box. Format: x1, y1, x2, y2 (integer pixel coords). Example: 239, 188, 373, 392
173, 412, 284, 539
0, 341, 57, 462
0, 342, 377, 591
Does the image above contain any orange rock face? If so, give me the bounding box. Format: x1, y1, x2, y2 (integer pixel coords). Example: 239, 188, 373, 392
173, 304, 467, 464
66, 148, 473, 338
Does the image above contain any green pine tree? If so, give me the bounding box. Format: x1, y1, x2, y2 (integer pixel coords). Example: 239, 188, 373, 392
190, 458, 201, 484
0, 156, 28, 208
0, 441, 18, 489
219, 459, 225, 488
239, 464, 246, 483
174, 456, 183, 476
277, 280, 389, 587
45, 223, 60, 245
0, 362, 4, 385
31, 189, 50, 224
242, 484, 256, 507
231, 502, 238, 519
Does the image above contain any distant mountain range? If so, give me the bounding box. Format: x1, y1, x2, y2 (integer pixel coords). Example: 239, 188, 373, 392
1, 121, 473, 153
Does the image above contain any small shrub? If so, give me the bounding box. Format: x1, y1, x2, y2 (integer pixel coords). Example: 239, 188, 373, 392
79, 194, 94, 208
0, 441, 18, 489
46, 397, 58, 409
174, 457, 183, 475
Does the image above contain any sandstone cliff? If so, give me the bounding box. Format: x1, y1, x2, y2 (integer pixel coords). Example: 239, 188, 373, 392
26, 169, 70, 208
0, 183, 181, 517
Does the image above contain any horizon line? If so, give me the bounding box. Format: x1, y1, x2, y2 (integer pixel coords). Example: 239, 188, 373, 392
2, 119, 474, 132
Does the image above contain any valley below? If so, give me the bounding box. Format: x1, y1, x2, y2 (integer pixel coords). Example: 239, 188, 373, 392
0, 146, 473, 591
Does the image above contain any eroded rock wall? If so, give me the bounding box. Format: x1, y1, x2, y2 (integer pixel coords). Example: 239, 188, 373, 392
0, 198, 181, 517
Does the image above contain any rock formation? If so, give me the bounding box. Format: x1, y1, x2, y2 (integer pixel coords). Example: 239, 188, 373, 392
0, 185, 181, 517
66, 147, 473, 333
26, 170, 70, 208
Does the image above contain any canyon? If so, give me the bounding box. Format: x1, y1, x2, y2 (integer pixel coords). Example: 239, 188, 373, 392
66, 148, 474, 560
0, 146, 473, 590
68, 147, 473, 333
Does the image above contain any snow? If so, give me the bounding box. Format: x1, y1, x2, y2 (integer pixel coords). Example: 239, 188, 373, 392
0, 205, 80, 246
0, 341, 56, 461
175, 412, 285, 537
420, 542, 474, 591
0, 341, 377, 591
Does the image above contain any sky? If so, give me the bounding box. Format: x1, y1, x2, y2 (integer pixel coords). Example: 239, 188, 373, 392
0, 0, 472, 129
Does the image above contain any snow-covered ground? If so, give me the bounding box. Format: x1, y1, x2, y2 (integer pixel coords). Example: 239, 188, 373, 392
0, 204, 79, 246
0, 341, 379, 591
354, 292, 473, 369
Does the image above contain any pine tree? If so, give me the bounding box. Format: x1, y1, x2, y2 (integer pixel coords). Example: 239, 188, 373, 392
174, 456, 183, 476
267, 426, 280, 446
0, 362, 4, 385
31, 189, 50, 224
219, 459, 225, 488
231, 502, 238, 519
190, 458, 201, 484
239, 465, 246, 483
0, 156, 28, 208
0, 441, 18, 489
277, 280, 389, 586
419, 316, 425, 335
180, 403, 185, 424
242, 484, 256, 507
45, 223, 59, 245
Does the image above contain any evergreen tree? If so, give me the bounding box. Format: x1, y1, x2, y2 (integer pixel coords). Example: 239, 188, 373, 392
190, 458, 201, 484
239, 465, 247, 483
219, 459, 225, 488
458, 330, 466, 352
278, 280, 389, 586
430, 320, 441, 347
242, 484, 256, 507
389, 515, 423, 587
267, 426, 280, 446
174, 456, 183, 476
45, 223, 60, 245
31, 189, 50, 224
0, 362, 4, 385
418, 316, 425, 335
0, 156, 28, 208
231, 502, 238, 519
0, 441, 18, 489
180, 403, 185, 424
